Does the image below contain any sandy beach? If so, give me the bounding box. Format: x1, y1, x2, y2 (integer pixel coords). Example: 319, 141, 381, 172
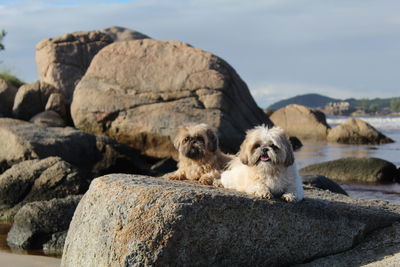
0, 251, 60, 267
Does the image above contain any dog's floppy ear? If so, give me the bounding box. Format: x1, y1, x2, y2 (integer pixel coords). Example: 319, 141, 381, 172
284, 146, 295, 166
282, 133, 295, 167
239, 138, 249, 165
174, 125, 188, 150
206, 129, 218, 152
173, 135, 181, 150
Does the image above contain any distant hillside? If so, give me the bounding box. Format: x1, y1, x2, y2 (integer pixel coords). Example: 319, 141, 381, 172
267, 94, 400, 115
268, 93, 340, 110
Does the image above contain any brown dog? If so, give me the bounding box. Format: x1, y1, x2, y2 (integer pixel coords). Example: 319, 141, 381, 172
167, 123, 231, 185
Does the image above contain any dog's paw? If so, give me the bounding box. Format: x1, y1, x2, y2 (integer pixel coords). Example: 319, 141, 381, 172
255, 189, 272, 199
212, 178, 223, 188
281, 193, 296, 202
167, 172, 186, 181
199, 174, 214, 185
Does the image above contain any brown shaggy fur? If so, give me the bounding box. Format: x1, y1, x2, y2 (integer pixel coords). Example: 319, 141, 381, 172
167, 123, 232, 185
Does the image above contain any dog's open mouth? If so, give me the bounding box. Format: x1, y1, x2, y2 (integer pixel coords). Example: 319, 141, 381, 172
259, 156, 271, 162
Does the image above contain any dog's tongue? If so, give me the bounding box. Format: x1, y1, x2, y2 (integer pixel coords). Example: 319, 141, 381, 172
260, 156, 270, 162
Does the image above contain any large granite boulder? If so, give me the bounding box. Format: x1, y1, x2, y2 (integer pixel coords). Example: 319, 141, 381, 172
0, 78, 18, 117
300, 157, 400, 184
270, 104, 330, 140
7, 195, 81, 252
327, 118, 394, 144
71, 39, 271, 158
0, 118, 149, 176
12, 81, 58, 121
61, 174, 400, 266
36, 27, 150, 102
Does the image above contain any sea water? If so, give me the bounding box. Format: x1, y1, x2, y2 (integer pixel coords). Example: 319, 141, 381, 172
295, 116, 400, 204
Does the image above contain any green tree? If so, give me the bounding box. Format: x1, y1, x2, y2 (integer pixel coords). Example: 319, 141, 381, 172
390, 98, 400, 112
0, 30, 5, 51
368, 103, 378, 113
359, 98, 370, 112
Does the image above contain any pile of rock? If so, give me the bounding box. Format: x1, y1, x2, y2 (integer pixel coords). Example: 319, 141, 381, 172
0, 26, 272, 255
1, 25, 398, 265
270, 104, 393, 145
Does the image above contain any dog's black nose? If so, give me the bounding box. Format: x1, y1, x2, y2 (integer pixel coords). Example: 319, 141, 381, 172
262, 147, 269, 153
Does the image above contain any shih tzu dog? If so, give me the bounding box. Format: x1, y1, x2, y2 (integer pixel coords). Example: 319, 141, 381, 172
167, 123, 232, 186
221, 125, 304, 202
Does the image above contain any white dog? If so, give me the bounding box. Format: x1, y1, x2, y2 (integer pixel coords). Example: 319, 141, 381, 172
221, 125, 304, 202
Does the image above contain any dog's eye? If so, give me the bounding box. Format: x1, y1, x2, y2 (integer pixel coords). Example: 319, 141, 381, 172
196, 136, 204, 142
270, 144, 279, 150
184, 137, 190, 142
252, 143, 260, 150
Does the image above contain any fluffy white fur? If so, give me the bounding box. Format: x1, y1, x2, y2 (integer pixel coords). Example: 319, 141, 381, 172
221, 125, 304, 202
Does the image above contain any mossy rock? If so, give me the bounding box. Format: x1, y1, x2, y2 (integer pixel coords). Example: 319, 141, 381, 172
300, 157, 399, 184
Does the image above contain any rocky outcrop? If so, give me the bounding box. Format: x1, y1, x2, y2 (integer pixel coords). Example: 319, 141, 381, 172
0, 157, 85, 205
71, 39, 271, 158
61, 174, 400, 266
12, 81, 58, 121
0, 157, 86, 222
35, 31, 113, 102
270, 104, 330, 140
0, 78, 18, 117
35, 27, 150, 102
0, 118, 150, 176
7, 195, 81, 252
43, 231, 68, 256
327, 118, 394, 144
300, 157, 400, 184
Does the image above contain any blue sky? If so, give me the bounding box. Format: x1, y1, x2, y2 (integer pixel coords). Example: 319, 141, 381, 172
1, 0, 399, 107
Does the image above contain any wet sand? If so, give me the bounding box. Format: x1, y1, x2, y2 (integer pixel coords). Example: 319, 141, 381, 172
0, 223, 61, 267
0, 251, 61, 267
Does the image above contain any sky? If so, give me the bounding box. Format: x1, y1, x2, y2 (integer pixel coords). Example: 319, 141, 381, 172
0, 0, 399, 107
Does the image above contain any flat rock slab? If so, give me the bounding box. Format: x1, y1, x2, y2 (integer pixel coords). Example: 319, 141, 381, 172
61, 175, 400, 266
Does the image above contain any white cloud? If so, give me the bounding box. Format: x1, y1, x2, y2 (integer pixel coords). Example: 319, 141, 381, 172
1, 0, 399, 106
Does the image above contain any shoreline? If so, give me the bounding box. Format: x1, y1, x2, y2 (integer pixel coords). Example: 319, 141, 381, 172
0, 223, 61, 267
